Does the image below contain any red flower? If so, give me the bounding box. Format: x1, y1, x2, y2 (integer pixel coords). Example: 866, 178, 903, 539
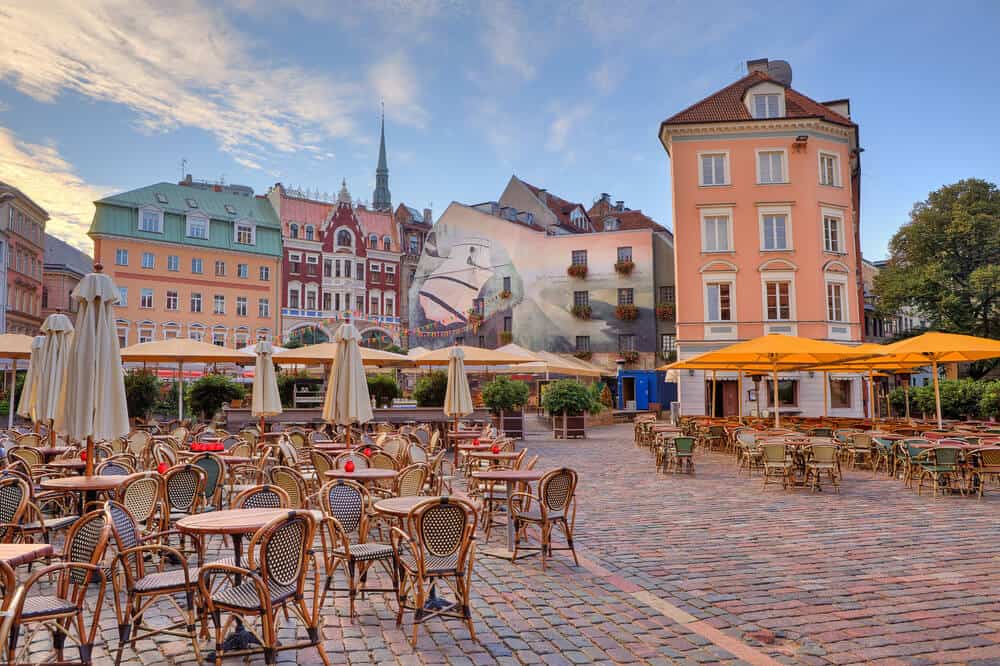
345, 460, 356, 473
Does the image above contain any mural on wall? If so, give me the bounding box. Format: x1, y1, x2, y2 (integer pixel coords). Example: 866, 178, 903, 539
408, 206, 656, 353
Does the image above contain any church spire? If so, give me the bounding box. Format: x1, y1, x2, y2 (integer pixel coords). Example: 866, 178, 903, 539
337, 178, 351, 205
372, 102, 391, 211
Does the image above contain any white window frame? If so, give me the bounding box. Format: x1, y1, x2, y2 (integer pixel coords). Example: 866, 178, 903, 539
259, 265, 270, 281
698, 151, 730, 186
825, 278, 847, 323
822, 208, 845, 254
213, 294, 226, 315
700, 207, 733, 253
167, 255, 179, 272
751, 92, 783, 119
758, 205, 793, 251
258, 298, 270, 318
117, 287, 128, 307
703, 276, 735, 323
165, 290, 178, 311
236, 296, 248, 317
370, 263, 381, 273
234, 221, 256, 245
138, 207, 164, 233
115, 248, 128, 266
191, 258, 203, 274
237, 263, 248, 279
755, 148, 788, 184
139, 288, 153, 309
818, 151, 841, 187
760, 270, 797, 325
186, 214, 209, 239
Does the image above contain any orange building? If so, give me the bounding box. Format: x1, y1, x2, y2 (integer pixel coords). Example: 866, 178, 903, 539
89, 179, 282, 348
659, 59, 866, 418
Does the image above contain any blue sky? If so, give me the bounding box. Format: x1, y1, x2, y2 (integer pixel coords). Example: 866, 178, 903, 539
1, 0, 998, 258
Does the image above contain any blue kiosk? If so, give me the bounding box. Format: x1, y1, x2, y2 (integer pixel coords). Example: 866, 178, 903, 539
616, 369, 675, 411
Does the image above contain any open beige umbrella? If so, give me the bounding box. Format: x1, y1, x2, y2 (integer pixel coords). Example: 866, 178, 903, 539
412, 345, 535, 366
274, 342, 412, 367
443, 346, 474, 464
321, 324, 373, 447
15, 335, 44, 430
251, 340, 282, 433
56, 269, 129, 476
36, 313, 74, 446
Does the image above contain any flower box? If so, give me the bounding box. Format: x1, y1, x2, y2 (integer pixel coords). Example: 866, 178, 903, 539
621, 350, 640, 364
615, 304, 639, 321
566, 264, 588, 279
573, 351, 593, 360
570, 304, 592, 319
656, 303, 675, 321
614, 260, 635, 275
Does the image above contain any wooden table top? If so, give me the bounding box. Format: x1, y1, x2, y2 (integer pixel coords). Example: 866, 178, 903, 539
324, 468, 398, 480
47, 460, 87, 470
37, 447, 70, 457
0, 543, 54, 566
373, 493, 473, 517
312, 442, 350, 451
471, 469, 546, 482
40, 475, 128, 491
466, 450, 521, 459
448, 431, 485, 440
176, 508, 324, 535
259, 432, 286, 439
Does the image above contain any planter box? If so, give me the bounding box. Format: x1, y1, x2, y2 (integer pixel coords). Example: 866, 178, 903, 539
491, 410, 524, 440
552, 412, 586, 439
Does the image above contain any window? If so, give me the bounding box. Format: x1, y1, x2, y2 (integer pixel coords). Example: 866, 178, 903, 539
190, 292, 202, 313
186, 215, 208, 239
383, 236, 391, 251
617, 246, 632, 262
213, 294, 225, 315
167, 255, 179, 271
191, 258, 203, 274
355, 295, 364, 312
659, 286, 675, 304
322, 293, 332, 311
830, 379, 852, 408
503, 316, 512, 332
356, 263, 364, 279
139, 208, 163, 233
370, 295, 379, 313
166, 291, 178, 310
306, 289, 317, 310
478, 335, 486, 348
212, 330, 226, 347
660, 333, 676, 354
575, 336, 590, 353
370, 263, 381, 275
289, 223, 299, 239
702, 214, 731, 252
571, 250, 587, 266
761, 213, 789, 250
140, 288, 153, 309
289, 253, 301, 273
237, 263, 248, 279
699, 153, 729, 186
235, 223, 254, 245
757, 150, 786, 184
819, 152, 840, 187
306, 255, 319, 276
385, 297, 394, 315
117, 287, 128, 306
334, 260, 342, 278
138, 327, 154, 344
304, 225, 314, 241
766, 380, 798, 406
618, 334, 636, 352
288, 288, 300, 309
617, 288, 634, 306
826, 282, 845, 322
115, 248, 128, 266
765, 281, 791, 320
369, 234, 378, 249
141, 252, 154, 269
409, 236, 419, 254
214, 260, 226, 277
573, 291, 589, 307
258, 298, 269, 318
344, 261, 351, 278
502, 276, 511, 292
706, 282, 732, 321
823, 214, 843, 253
259, 266, 270, 281
752, 93, 781, 119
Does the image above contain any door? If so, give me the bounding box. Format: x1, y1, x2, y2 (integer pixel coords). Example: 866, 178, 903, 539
721, 381, 739, 416
635, 375, 649, 410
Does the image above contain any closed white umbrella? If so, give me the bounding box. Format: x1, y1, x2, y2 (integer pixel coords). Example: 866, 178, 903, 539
251, 340, 282, 433
16, 336, 44, 427
321, 323, 373, 447
444, 346, 473, 464
36, 313, 74, 446
56, 270, 129, 476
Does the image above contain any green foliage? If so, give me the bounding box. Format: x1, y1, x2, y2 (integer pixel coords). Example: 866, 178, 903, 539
157, 381, 187, 418
899, 378, 990, 419
125, 370, 161, 420
383, 344, 406, 355
481, 376, 529, 414
0, 400, 8, 417
187, 374, 245, 420
413, 371, 448, 407
541, 379, 599, 416
599, 383, 614, 408
874, 179, 1000, 364
978, 380, 1000, 418
888, 386, 918, 415
367, 373, 400, 408
277, 372, 306, 408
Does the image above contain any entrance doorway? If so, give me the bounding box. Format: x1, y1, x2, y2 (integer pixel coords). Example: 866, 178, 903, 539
705, 380, 740, 416
621, 377, 636, 410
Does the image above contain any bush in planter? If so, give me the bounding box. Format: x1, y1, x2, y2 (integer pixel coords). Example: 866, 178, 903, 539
574, 350, 593, 360
566, 264, 588, 279
888, 386, 918, 416
125, 370, 161, 420
277, 371, 306, 408
367, 373, 401, 408
187, 374, 245, 421
541, 379, 599, 416
482, 376, 529, 415
413, 370, 448, 407
570, 304, 592, 319
615, 304, 639, 321
621, 350, 639, 364
614, 259, 635, 275
911, 379, 983, 420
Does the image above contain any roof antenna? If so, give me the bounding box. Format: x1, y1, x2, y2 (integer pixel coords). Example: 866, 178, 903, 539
180, 158, 188, 181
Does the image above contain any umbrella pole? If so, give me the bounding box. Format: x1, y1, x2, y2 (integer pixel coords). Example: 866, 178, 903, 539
737, 370, 743, 423
932, 360, 942, 428
711, 370, 717, 418
7, 365, 14, 431
85, 435, 95, 477
772, 367, 780, 428
869, 368, 875, 426
178, 361, 184, 423
453, 415, 459, 466
905, 380, 911, 422
823, 371, 829, 418
259, 416, 265, 435
49, 419, 55, 448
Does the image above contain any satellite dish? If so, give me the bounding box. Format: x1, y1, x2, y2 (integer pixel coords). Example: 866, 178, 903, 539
768, 60, 793, 86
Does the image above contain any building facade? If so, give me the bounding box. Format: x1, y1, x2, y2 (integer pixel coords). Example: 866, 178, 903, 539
659, 58, 866, 417
43, 234, 93, 318
89, 179, 283, 348
861, 258, 931, 343
0, 181, 47, 335
395, 203, 433, 348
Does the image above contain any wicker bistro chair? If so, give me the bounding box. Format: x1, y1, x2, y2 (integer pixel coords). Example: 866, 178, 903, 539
761, 443, 793, 490
665, 436, 695, 474
104, 501, 202, 666
268, 466, 310, 509
0, 476, 30, 544
118, 472, 166, 539
335, 451, 371, 470
96, 459, 133, 477
916, 447, 965, 497
804, 444, 841, 493
510, 468, 579, 570
162, 465, 207, 564
318, 480, 396, 617
7, 511, 111, 665
233, 485, 291, 510
189, 453, 226, 511
871, 436, 897, 477
968, 448, 1000, 499
846, 433, 873, 469
390, 496, 478, 645
198, 511, 329, 666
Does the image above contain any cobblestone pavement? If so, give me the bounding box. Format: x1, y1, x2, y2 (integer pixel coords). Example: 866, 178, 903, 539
15, 423, 1000, 665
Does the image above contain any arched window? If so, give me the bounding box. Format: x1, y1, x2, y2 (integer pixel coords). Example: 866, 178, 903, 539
369, 234, 378, 249
337, 229, 352, 247
304, 225, 314, 241
383, 236, 391, 251
289, 223, 299, 239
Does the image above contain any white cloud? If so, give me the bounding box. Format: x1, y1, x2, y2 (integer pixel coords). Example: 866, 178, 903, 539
589, 60, 626, 95
0, 127, 110, 253
481, 0, 537, 80
0, 0, 362, 162
546, 106, 591, 156
368, 55, 430, 129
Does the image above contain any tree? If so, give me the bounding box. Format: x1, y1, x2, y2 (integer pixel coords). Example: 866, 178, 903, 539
481, 377, 529, 414
187, 374, 245, 420
874, 179, 1000, 347
125, 370, 161, 420
367, 374, 400, 408
541, 380, 599, 415
413, 371, 448, 407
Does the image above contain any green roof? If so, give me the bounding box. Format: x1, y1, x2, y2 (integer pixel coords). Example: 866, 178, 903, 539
96, 182, 279, 228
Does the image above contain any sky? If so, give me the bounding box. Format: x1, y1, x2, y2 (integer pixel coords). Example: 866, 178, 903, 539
1, 0, 998, 259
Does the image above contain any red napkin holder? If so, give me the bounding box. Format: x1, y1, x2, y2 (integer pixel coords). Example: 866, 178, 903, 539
473, 438, 480, 447
345, 460, 356, 473
363, 447, 372, 457
80, 451, 87, 461
157, 462, 168, 474
491, 444, 500, 455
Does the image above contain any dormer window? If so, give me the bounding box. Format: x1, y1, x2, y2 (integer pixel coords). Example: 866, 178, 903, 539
186, 214, 208, 239
155, 193, 168, 204
186, 198, 198, 208
224, 204, 236, 215
752, 93, 781, 119
570, 208, 586, 229
139, 207, 164, 233
235, 221, 255, 245
604, 218, 619, 231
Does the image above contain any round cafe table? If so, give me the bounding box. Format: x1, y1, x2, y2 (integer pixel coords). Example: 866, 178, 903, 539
312, 442, 350, 452
40, 474, 128, 507
373, 493, 474, 519
47, 460, 87, 473
324, 468, 398, 486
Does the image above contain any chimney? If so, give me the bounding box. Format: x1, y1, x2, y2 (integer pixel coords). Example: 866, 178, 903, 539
600, 193, 611, 204
746, 58, 769, 74
423, 207, 432, 225
615, 200, 625, 212
184, 174, 193, 184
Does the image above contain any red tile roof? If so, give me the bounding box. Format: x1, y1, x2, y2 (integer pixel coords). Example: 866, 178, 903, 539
354, 206, 400, 251
595, 210, 667, 233
518, 179, 591, 232
661, 71, 854, 127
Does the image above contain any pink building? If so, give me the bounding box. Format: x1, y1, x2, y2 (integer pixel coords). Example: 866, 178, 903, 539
659, 59, 866, 418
